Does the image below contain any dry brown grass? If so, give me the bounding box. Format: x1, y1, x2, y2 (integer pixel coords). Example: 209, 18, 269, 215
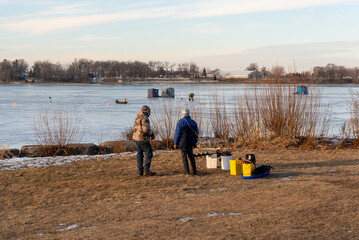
119, 127, 134, 141
1, 149, 358, 239
229, 84, 331, 149
0, 142, 12, 159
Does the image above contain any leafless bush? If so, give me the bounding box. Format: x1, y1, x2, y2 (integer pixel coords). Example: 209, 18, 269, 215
188, 99, 206, 137
150, 99, 180, 148
120, 127, 134, 140
347, 90, 359, 144
229, 84, 331, 148
0, 142, 9, 149
209, 94, 231, 140
34, 108, 85, 156
0, 142, 12, 159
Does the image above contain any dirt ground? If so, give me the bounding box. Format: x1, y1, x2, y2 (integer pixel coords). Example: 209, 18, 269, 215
0, 148, 358, 240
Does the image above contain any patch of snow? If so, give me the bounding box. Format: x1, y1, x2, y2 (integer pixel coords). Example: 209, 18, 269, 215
58, 224, 79, 231
210, 188, 227, 192
206, 212, 243, 217
0, 150, 166, 171
228, 212, 243, 216
278, 176, 293, 181
207, 212, 219, 217
81, 226, 95, 230
155, 150, 173, 154
179, 217, 194, 223
200, 148, 219, 151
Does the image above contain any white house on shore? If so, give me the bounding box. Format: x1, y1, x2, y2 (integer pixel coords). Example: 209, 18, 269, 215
213, 70, 265, 79
214, 71, 253, 79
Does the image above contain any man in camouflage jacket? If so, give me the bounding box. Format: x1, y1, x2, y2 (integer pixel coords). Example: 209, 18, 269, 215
132, 105, 156, 176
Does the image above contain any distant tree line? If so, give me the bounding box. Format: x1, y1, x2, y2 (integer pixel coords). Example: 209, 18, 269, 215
2, 58, 359, 83
247, 62, 359, 83
0, 59, 28, 82
311, 64, 359, 83
0, 58, 213, 83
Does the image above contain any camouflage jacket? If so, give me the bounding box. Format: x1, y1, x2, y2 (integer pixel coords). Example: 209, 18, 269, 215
132, 110, 153, 142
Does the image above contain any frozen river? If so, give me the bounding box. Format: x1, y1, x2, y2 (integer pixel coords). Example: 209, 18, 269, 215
0, 83, 358, 149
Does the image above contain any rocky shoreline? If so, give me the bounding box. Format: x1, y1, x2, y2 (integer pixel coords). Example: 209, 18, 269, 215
0, 138, 229, 159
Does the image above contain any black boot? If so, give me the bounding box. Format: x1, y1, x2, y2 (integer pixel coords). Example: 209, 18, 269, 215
144, 171, 156, 176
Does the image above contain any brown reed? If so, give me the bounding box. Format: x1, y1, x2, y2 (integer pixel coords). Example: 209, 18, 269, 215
150, 99, 181, 148
348, 90, 359, 144
229, 83, 331, 148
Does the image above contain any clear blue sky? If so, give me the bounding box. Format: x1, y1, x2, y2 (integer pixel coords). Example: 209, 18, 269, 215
1, 0, 359, 71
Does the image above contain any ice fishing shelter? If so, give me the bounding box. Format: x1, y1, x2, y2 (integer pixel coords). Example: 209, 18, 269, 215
295, 85, 308, 95
147, 88, 159, 98
161, 87, 175, 98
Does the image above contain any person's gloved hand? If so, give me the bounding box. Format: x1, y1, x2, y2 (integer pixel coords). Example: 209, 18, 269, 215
174, 145, 177, 149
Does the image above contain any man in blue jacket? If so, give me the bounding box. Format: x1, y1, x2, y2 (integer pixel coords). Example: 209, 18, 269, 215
174, 109, 199, 175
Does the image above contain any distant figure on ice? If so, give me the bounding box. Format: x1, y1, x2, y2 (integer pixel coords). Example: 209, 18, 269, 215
174, 108, 199, 175
132, 105, 156, 176
188, 93, 194, 101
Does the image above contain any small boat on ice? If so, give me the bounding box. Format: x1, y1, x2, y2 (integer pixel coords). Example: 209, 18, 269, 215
115, 98, 128, 104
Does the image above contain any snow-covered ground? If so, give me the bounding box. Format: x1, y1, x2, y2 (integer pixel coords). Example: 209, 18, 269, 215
0, 148, 218, 171
0, 152, 134, 171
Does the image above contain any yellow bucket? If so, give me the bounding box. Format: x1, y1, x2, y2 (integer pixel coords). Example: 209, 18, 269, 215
230, 160, 242, 175
242, 162, 255, 177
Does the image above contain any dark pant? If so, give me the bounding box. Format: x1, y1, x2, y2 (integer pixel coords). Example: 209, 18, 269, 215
135, 141, 153, 174
180, 147, 197, 175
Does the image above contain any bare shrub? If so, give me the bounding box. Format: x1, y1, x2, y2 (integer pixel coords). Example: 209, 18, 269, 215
0, 142, 13, 159
347, 90, 359, 145
188, 99, 206, 137
230, 84, 331, 148
34, 108, 85, 156
209, 94, 231, 140
120, 127, 134, 140
150, 99, 180, 149
0, 142, 9, 149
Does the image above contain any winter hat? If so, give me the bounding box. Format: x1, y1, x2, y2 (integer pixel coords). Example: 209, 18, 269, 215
141, 105, 151, 116
182, 108, 190, 117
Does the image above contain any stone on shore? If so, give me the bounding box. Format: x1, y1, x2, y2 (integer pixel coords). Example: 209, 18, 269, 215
0, 149, 20, 159
20, 143, 100, 157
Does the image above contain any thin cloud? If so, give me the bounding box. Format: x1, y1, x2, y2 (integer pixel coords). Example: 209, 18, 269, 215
0, 44, 33, 50
178, 0, 354, 18
44, 3, 96, 15
184, 23, 224, 34
77, 34, 122, 41
192, 40, 359, 71
0, 0, 354, 34
0, 6, 175, 34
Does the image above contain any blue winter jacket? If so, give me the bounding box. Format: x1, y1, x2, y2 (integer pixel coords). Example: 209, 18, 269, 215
174, 116, 199, 149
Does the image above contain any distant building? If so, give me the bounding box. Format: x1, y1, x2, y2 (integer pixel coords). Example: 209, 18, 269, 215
214, 71, 253, 79
20, 72, 29, 79
92, 77, 104, 83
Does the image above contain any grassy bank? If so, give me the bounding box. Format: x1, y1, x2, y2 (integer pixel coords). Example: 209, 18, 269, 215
0, 149, 358, 239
